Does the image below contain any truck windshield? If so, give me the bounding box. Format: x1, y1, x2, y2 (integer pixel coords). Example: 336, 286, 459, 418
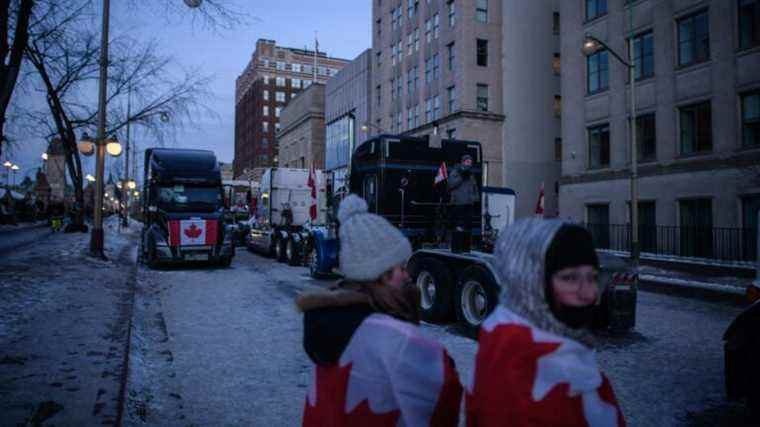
157, 185, 220, 212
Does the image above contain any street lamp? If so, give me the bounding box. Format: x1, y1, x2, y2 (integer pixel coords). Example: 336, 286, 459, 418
41, 152, 48, 161
86, 174, 96, 182
105, 135, 122, 157
78, 132, 95, 157
582, 23, 640, 269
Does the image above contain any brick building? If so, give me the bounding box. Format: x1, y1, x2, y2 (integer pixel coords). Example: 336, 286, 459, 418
234, 39, 350, 178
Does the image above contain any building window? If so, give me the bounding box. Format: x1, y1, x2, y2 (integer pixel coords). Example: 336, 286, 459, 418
588, 124, 610, 169
414, 28, 420, 51
275, 107, 281, 118
476, 39, 488, 67
407, 33, 414, 55
433, 53, 440, 80
425, 57, 432, 83
586, 204, 610, 248
276, 92, 285, 102
407, 0, 414, 19
408, 108, 414, 129
634, 113, 657, 161
413, 66, 419, 91
679, 198, 713, 258
425, 98, 432, 122
303, 65, 312, 75
407, 70, 414, 96
263, 122, 269, 132
587, 50, 609, 94
275, 123, 281, 132
318, 66, 327, 76
553, 95, 561, 117
740, 0, 760, 49
553, 12, 560, 34
391, 43, 398, 66
397, 41, 403, 64
742, 90, 760, 147
376, 84, 382, 107
376, 18, 382, 38
630, 31, 654, 80
679, 101, 712, 154
447, 85, 456, 112
553, 53, 561, 75
447, 42, 455, 72
433, 95, 441, 119
304, 80, 312, 88
263, 76, 270, 85
292, 78, 301, 89
555, 138, 562, 161
263, 90, 269, 100
448, 1, 456, 27
585, 0, 607, 21
390, 77, 396, 100
414, 104, 420, 127
433, 13, 440, 39
276, 77, 285, 87
263, 106, 269, 116
396, 76, 402, 100
276, 61, 285, 70
446, 128, 456, 139
475, 0, 487, 23
376, 51, 382, 68
425, 18, 432, 43
476, 84, 488, 112
677, 10, 710, 67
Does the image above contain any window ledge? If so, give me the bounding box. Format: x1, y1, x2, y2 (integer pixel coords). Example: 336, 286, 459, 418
736, 45, 760, 58
585, 89, 610, 100
675, 60, 712, 75
586, 166, 613, 173
626, 75, 655, 86
674, 151, 715, 161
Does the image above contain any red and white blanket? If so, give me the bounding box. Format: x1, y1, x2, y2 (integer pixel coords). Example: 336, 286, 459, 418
466, 306, 626, 427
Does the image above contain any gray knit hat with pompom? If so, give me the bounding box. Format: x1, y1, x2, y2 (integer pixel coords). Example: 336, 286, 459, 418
338, 194, 413, 282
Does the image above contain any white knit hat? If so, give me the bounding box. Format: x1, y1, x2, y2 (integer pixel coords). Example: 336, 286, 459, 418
338, 194, 413, 282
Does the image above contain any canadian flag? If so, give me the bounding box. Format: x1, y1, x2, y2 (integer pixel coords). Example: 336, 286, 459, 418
535, 182, 545, 217
168, 219, 218, 246
434, 162, 448, 186
308, 165, 318, 222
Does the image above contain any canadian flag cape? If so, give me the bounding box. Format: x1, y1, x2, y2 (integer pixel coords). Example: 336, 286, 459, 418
303, 314, 463, 426
466, 306, 626, 427
168, 219, 218, 246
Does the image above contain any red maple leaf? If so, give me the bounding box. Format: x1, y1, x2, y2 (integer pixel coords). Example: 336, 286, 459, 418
184, 223, 202, 239
303, 363, 401, 427
466, 324, 588, 427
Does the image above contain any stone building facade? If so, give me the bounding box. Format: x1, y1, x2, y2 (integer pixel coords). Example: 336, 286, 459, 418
277, 83, 326, 170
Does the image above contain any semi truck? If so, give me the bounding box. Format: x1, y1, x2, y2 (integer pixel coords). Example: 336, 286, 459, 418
140, 148, 235, 268
306, 134, 637, 334
246, 167, 334, 267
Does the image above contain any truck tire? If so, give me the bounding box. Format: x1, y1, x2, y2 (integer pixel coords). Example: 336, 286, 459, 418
275, 237, 288, 263
413, 257, 454, 323
286, 238, 301, 266
307, 246, 324, 279
455, 265, 499, 335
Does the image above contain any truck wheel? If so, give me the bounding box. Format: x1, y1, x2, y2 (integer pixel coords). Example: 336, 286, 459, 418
413, 257, 454, 323
455, 265, 499, 335
307, 246, 324, 279
275, 237, 288, 263
286, 238, 301, 266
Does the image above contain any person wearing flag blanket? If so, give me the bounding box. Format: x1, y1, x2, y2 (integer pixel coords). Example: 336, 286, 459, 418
466, 219, 626, 426
297, 194, 463, 426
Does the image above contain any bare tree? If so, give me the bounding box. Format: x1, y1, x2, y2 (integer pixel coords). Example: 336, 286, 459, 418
0, 0, 34, 157
23, 1, 214, 226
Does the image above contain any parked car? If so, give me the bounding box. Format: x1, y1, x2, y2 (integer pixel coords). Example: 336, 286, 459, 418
724, 284, 760, 419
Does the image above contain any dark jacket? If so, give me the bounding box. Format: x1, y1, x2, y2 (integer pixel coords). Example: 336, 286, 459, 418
447, 165, 479, 206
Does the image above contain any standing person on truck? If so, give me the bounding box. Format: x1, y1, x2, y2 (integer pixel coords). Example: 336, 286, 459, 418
466, 220, 626, 426
297, 194, 463, 426
447, 154, 479, 250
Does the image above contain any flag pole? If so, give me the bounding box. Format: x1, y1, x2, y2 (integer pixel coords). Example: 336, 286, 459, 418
313, 31, 318, 82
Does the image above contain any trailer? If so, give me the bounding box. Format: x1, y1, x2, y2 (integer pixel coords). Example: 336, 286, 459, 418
246, 167, 331, 266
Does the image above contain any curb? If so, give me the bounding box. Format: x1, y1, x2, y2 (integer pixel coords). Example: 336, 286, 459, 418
115, 243, 139, 427
639, 274, 747, 296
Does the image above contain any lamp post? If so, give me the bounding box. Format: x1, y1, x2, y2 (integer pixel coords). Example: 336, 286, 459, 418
11, 164, 19, 187
582, 7, 639, 269
3, 160, 11, 188
360, 122, 390, 135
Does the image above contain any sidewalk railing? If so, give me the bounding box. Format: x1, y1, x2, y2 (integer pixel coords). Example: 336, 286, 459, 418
585, 223, 757, 263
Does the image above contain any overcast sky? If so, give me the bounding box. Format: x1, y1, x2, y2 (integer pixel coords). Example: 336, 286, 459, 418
6, 1, 371, 182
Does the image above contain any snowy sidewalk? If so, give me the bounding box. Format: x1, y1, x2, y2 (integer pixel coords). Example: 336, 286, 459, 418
0, 217, 139, 426
638, 264, 755, 297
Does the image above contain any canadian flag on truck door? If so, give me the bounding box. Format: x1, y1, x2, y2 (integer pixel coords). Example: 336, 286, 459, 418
168, 219, 218, 246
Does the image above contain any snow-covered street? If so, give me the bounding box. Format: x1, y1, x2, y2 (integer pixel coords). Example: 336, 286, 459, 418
123, 248, 752, 426
0, 225, 755, 426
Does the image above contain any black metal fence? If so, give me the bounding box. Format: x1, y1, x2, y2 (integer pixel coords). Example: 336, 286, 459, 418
585, 223, 758, 263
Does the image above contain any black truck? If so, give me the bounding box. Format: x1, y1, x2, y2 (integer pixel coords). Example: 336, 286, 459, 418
140, 148, 235, 268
